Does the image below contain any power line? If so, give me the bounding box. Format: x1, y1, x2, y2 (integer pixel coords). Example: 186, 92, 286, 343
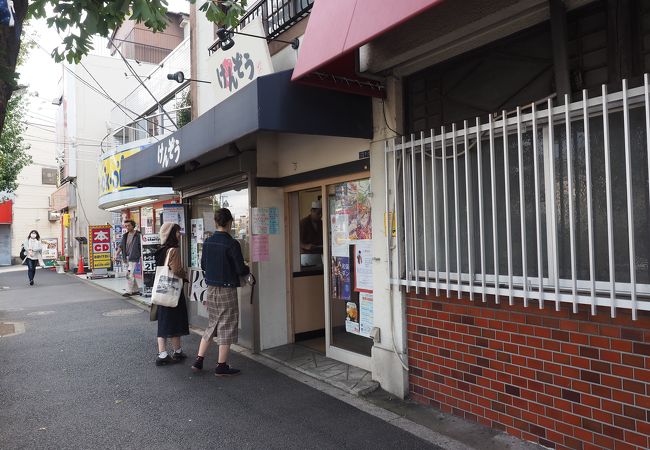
109, 38, 178, 129
25, 36, 176, 142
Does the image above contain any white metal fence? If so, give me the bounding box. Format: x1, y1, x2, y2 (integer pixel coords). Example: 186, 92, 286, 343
385, 76, 650, 320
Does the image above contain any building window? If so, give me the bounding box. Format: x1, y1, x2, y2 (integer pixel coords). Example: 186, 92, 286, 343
42, 168, 58, 185
387, 81, 650, 318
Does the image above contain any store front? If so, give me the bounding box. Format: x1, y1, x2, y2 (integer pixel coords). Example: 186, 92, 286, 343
121, 70, 372, 357
284, 174, 374, 369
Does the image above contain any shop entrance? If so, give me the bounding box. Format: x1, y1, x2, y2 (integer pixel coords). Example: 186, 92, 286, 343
288, 188, 326, 353
286, 174, 373, 370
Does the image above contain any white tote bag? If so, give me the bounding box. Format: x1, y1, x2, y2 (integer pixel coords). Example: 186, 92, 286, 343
151, 249, 182, 307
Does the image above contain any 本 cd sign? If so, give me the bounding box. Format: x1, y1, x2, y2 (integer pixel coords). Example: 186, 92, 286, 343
93, 243, 110, 252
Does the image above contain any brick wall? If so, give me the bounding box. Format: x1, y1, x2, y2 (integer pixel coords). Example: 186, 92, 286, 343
406, 292, 650, 450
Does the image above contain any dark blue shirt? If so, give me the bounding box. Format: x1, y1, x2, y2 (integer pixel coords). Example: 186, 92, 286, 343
201, 231, 249, 287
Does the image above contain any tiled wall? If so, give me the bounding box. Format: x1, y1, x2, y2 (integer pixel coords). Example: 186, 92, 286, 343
406, 293, 650, 450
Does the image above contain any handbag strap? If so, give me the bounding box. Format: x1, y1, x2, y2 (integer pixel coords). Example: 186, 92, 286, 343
164, 248, 172, 269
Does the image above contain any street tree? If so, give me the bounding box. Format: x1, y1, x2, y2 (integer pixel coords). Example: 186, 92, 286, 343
0, 0, 246, 133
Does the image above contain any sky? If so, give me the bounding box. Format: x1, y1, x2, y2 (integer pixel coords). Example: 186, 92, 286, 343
19, 0, 191, 123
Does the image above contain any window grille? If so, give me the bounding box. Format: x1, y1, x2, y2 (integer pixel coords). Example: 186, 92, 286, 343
385, 76, 650, 319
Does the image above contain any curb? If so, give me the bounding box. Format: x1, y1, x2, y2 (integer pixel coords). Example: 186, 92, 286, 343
259, 348, 380, 397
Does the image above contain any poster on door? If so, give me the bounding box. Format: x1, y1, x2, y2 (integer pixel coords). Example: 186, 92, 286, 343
330, 256, 351, 300
89, 225, 112, 270
141, 234, 160, 297
353, 240, 373, 293
359, 293, 374, 338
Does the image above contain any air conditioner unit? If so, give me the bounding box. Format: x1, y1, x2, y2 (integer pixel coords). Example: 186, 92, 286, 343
48, 211, 61, 221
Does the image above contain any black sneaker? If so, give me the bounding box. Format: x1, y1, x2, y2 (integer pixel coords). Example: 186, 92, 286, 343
155, 354, 175, 366
172, 351, 187, 362
215, 364, 240, 377
191, 358, 204, 373
29, 280, 34, 286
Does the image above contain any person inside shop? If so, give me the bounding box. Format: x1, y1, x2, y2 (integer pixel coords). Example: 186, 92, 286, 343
299, 200, 323, 268
114, 219, 142, 297
153, 222, 190, 366
192, 208, 250, 376
21, 229, 43, 286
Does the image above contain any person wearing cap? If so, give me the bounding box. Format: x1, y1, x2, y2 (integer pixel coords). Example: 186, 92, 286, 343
299, 200, 323, 267
192, 208, 250, 376
153, 222, 190, 366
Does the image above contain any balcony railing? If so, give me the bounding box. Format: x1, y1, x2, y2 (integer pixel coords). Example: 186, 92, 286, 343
209, 0, 313, 53
386, 76, 650, 320
103, 106, 190, 153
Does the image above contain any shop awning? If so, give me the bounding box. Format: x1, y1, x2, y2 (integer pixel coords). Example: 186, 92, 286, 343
121, 70, 372, 187
0, 200, 12, 224
291, 0, 444, 96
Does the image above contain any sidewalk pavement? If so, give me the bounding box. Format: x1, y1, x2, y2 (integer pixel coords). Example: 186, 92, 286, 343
2, 264, 542, 450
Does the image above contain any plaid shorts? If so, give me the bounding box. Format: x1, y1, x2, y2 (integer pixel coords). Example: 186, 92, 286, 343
203, 286, 239, 345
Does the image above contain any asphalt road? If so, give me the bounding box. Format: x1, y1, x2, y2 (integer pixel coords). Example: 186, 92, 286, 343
0, 268, 436, 449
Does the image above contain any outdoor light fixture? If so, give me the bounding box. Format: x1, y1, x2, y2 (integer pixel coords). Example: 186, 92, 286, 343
167, 71, 211, 84
216, 27, 299, 51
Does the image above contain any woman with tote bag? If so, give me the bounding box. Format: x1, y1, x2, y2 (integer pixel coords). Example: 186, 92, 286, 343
153, 223, 189, 366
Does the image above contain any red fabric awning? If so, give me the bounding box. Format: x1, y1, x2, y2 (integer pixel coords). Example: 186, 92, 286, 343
292, 0, 444, 96
0, 200, 12, 224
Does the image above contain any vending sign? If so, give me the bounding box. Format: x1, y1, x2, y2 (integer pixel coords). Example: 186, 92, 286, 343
89, 225, 112, 269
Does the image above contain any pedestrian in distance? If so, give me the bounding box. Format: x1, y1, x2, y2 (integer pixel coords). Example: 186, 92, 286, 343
192, 208, 250, 376
153, 222, 190, 366
22, 230, 43, 286
114, 219, 142, 297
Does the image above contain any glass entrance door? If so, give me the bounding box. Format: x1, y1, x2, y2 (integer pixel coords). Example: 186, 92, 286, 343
326, 178, 373, 358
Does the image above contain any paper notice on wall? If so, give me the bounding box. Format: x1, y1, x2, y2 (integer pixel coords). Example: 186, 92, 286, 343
203, 212, 216, 233
251, 207, 269, 235
359, 293, 374, 338
268, 207, 279, 234
354, 240, 373, 293
162, 204, 185, 234
191, 218, 204, 243
251, 234, 270, 262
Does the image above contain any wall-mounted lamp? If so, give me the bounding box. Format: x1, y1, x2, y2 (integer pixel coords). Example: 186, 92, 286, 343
167, 71, 211, 84
216, 28, 299, 51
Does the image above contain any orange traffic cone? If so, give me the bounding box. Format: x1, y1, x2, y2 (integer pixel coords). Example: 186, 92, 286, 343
77, 256, 85, 275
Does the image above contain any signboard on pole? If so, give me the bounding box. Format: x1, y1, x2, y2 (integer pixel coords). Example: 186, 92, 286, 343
41, 238, 58, 267
89, 225, 112, 276
141, 234, 160, 298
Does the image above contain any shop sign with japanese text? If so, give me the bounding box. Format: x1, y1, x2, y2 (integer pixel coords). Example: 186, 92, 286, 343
89, 225, 112, 270
207, 16, 274, 107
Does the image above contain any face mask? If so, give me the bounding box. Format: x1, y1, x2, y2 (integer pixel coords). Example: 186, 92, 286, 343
30, 234, 36, 239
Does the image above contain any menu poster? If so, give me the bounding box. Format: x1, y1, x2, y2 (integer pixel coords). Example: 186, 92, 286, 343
251, 234, 270, 262
162, 204, 185, 234
331, 256, 351, 300
359, 293, 374, 338
345, 302, 360, 334
331, 214, 349, 247
41, 238, 58, 260
353, 241, 373, 293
